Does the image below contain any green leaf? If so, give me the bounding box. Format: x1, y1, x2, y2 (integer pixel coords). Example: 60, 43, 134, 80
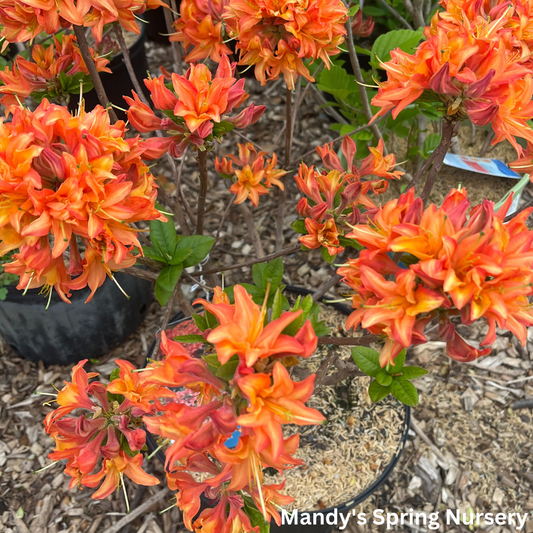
204, 310, 219, 329
321, 246, 336, 263
173, 334, 208, 344
390, 377, 419, 406
169, 246, 193, 266
375, 370, 393, 386
422, 133, 442, 158
150, 214, 177, 257
192, 313, 208, 332
348, 4, 359, 16
354, 45, 371, 56
215, 355, 239, 381
391, 348, 406, 370
312, 321, 331, 337
317, 65, 357, 101
0, 287, 7, 300
291, 220, 307, 234
176, 235, 214, 268
59, 71, 68, 90
243, 495, 270, 533
109, 367, 120, 381
252, 262, 267, 290
371, 28, 425, 70
272, 289, 283, 320
351, 346, 382, 377
338, 236, 363, 250
202, 353, 221, 371
368, 380, 391, 402
363, 5, 387, 16
262, 258, 284, 292
155, 264, 183, 306
400, 366, 428, 379
143, 246, 167, 263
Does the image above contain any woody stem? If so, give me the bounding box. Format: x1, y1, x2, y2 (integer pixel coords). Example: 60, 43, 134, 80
196, 150, 209, 234
114, 25, 150, 107
276, 86, 292, 252
73, 25, 118, 124
163, 0, 183, 75
420, 118, 459, 206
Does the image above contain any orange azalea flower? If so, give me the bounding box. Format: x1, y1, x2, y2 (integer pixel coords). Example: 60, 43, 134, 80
0, 99, 163, 302
237, 362, 325, 459
224, 0, 348, 89
83, 451, 159, 499
0, 35, 110, 107
299, 217, 344, 256
194, 284, 317, 367
215, 142, 286, 206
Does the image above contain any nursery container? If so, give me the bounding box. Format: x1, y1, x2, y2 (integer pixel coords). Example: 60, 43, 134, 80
70, 24, 150, 120
144, 7, 173, 44
0, 273, 152, 365
145, 286, 410, 533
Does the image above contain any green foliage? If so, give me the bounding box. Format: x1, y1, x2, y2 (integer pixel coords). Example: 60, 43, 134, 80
352, 346, 427, 406
243, 495, 270, 533
422, 133, 442, 159
370, 29, 425, 70
145, 207, 214, 306
0, 252, 19, 301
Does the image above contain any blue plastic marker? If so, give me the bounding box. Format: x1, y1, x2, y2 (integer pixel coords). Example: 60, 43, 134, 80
224, 428, 241, 448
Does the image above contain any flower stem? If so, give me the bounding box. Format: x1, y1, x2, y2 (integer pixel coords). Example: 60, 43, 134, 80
73, 25, 118, 123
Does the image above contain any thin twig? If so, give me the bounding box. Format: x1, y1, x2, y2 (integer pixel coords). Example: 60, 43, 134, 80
233, 130, 267, 152
175, 282, 194, 316
344, 16, 384, 144
291, 112, 390, 164
200, 243, 300, 277
123, 266, 158, 283
376, 0, 413, 29
212, 197, 234, 250
166, 152, 192, 235
312, 273, 341, 302
310, 83, 349, 125
73, 25, 118, 123
420, 119, 458, 205
196, 150, 209, 234
101, 489, 170, 533
114, 25, 149, 106
183, 270, 214, 291
239, 203, 265, 257
276, 86, 292, 252
163, 0, 182, 74
317, 334, 379, 346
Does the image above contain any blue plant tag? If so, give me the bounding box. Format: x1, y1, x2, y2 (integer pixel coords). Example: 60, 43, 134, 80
224, 428, 241, 449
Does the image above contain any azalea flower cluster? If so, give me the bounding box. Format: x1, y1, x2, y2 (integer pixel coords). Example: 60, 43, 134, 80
215, 142, 286, 206
294, 136, 404, 256
371, 0, 533, 159
45, 284, 324, 532
0, 99, 166, 303
171, 0, 231, 63
223, 0, 348, 89
125, 56, 265, 155
0, 0, 165, 45
0, 35, 110, 107
44, 359, 160, 498
338, 187, 533, 367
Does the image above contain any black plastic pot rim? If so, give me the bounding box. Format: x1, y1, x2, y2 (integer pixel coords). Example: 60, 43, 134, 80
143, 285, 410, 514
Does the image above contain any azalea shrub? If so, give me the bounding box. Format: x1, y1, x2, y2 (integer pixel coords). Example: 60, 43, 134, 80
45, 279, 326, 530
0, 0, 533, 529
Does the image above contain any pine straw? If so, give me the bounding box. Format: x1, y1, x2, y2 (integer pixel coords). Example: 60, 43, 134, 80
264, 301, 405, 512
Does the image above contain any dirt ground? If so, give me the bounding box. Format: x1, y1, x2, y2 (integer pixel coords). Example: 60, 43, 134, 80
0, 37, 532, 533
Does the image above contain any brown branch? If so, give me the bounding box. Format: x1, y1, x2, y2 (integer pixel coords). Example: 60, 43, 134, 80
276, 86, 292, 252
166, 152, 192, 235
239, 203, 265, 257
420, 118, 458, 205
376, 0, 413, 29
312, 273, 341, 302
344, 17, 383, 144
317, 334, 379, 346
200, 243, 300, 277
163, 0, 183, 74
114, 25, 149, 106
123, 266, 158, 282
73, 25, 118, 123
505, 199, 533, 222
291, 112, 390, 165
196, 150, 209, 234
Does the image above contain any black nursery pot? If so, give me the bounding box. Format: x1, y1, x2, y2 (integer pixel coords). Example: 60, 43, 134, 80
0, 273, 152, 365
144, 7, 173, 44
145, 286, 410, 533
70, 25, 151, 121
